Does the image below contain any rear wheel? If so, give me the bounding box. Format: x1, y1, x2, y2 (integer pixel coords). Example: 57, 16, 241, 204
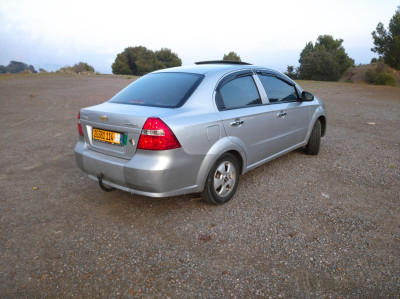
201, 153, 239, 205
305, 119, 321, 155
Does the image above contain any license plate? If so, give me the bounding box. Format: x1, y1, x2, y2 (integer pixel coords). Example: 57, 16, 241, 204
93, 128, 122, 145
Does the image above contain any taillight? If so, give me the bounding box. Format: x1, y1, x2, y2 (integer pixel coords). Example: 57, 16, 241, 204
138, 118, 181, 150
78, 112, 84, 136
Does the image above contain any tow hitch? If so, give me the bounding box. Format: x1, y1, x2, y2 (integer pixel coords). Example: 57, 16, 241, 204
97, 174, 116, 192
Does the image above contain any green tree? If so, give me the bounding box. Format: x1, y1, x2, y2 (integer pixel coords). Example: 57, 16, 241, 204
284, 65, 298, 79
298, 35, 354, 81
299, 50, 341, 81
299, 42, 314, 64
156, 48, 182, 68
371, 6, 400, 70
0, 61, 37, 74
112, 46, 182, 76
223, 51, 241, 61
112, 53, 132, 75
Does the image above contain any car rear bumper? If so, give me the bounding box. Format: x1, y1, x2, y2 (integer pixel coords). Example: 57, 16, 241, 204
74, 141, 204, 197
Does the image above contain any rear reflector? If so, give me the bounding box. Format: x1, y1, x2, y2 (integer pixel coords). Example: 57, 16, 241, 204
138, 118, 181, 150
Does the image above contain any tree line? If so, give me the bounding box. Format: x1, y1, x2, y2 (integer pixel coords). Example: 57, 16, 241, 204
0, 61, 38, 74
0, 61, 95, 74
111, 6, 399, 85
285, 6, 399, 85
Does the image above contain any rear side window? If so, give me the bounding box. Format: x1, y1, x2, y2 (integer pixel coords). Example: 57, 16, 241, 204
218, 76, 261, 110
258, 74, 298, 103
109, 72, 204, 108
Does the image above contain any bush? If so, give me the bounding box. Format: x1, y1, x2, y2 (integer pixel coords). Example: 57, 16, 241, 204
73, 62, 94, 73
365, 61, 395, 86
57, 62, 95, 74
365, 68, 377, 83
375, 73, 395, 86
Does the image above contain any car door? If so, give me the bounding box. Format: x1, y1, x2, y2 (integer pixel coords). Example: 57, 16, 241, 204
256, 72, 310, 154
216, 71, 277, 167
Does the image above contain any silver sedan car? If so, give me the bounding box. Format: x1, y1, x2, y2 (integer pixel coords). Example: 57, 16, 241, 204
75, 61, 327, 204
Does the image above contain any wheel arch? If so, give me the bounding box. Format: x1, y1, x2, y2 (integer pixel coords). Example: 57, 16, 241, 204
226, 150, 244, 174
318, 115, 327, 137
195, 137, 246, 191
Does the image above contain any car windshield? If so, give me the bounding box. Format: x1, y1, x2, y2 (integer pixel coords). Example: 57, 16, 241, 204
109, 72, 204, 108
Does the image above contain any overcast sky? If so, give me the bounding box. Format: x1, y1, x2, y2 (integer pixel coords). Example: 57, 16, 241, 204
0, 0, 398, 73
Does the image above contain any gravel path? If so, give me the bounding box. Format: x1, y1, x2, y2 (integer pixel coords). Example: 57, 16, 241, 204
1, 74, 399, 298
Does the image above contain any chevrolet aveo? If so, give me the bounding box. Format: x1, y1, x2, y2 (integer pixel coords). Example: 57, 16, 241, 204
75, 61, 327, 205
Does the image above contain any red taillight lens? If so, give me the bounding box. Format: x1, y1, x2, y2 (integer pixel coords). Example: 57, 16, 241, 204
138, 118, 181, 150
78, 112, 84, 136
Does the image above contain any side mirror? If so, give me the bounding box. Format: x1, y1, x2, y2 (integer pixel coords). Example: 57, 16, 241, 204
301, 91, 314, 101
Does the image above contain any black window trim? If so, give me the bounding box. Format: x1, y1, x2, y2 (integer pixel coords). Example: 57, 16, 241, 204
255, 71, 301, 103
215, 72, 263, 111
215, 70, 254, 91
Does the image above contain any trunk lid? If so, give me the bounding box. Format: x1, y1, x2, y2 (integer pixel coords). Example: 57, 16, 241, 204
79, 102, 170, 160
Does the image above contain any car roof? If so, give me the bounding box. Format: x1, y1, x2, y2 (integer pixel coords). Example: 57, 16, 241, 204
152, 62, 297, 87
153, 63, 250, 75
154, 63, 278, 76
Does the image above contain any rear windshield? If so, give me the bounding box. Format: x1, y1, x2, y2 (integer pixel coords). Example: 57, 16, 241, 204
109, 72, 204, 108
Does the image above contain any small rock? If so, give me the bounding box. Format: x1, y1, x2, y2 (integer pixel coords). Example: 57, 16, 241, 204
199, 233, 213, 242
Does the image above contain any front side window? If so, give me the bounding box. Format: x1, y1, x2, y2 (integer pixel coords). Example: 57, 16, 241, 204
109, 72, 204, 108
258, 74, 298, 103
218, 76, 261, 110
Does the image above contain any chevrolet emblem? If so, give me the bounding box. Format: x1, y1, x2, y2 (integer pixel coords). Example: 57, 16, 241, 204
99, 115, 108, 122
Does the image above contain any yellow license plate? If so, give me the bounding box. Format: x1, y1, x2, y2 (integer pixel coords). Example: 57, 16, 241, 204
93, 128, 121, 145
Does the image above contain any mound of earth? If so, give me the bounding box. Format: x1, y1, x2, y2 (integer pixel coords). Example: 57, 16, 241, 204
341, 63, 400, 86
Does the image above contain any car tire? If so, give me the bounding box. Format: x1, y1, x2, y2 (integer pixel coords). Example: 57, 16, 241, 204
305, 119, 321, 155
201, 153, 239, 205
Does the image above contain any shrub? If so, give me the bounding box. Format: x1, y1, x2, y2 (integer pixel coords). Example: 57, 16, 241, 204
73, 62, 94, 73
375, 73, 395, 86
365, 68, 378, 83
57, 62, 95, 74
365, 61, 396, 85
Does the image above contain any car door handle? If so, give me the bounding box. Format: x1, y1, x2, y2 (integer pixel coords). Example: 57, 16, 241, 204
277, 111, 287, 117
230, 120, 244, 126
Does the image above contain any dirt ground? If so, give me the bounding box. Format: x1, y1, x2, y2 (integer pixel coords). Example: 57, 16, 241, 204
1, 74, 399, 298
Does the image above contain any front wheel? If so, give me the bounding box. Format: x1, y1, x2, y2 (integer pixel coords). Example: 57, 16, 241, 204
305, 119, 321, 155
201, 153, 240, 205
